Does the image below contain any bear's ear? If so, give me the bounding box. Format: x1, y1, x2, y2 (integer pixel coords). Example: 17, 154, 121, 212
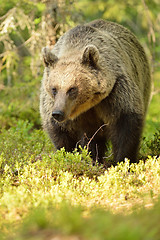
42, 47, 58, 67
82, 45, 99, 68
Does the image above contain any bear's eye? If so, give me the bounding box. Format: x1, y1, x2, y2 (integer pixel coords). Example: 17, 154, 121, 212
67, 87, 78, 99
52, 88, 57, 96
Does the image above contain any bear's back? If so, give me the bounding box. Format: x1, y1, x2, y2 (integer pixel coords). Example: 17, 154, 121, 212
55, 19, 143, 51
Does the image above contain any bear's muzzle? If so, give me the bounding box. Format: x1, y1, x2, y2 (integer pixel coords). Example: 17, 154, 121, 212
52, 111, 65, 122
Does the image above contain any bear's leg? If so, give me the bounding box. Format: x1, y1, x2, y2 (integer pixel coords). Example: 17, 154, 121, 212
91, 137, 107, 164
80, 134, 107, 164
47, 125, 79, 152
111, 113, 143, 164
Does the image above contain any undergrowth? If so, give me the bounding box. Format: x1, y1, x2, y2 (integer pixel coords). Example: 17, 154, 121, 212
2, 199, 160, 240
0, 120, 160, 239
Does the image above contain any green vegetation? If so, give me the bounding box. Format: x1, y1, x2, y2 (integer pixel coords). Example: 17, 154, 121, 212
0, 122, 160, 239
0, 0, 160, 239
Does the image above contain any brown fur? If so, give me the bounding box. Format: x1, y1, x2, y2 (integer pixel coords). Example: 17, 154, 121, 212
40, 19, 151, 165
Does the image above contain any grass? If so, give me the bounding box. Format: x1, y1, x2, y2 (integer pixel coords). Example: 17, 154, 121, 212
0, 120, 160, 239
3, 200, 160, 240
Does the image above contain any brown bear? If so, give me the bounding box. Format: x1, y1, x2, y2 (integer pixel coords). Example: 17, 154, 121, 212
40, 19, 151, 165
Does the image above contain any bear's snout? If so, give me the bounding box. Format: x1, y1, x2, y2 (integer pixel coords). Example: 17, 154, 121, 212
52, 111, 65, 122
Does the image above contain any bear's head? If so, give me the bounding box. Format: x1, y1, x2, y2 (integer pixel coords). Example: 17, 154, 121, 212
42, 45, 114, 122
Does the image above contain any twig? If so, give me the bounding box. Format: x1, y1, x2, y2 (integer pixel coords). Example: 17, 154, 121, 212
87, 123, 108, 150
103, 153, 113, 159
96, 144, 98, 161
75, 139, 81, 149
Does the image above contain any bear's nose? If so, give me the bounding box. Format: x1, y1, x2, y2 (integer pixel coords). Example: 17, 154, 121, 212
52, 111, 65, 122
